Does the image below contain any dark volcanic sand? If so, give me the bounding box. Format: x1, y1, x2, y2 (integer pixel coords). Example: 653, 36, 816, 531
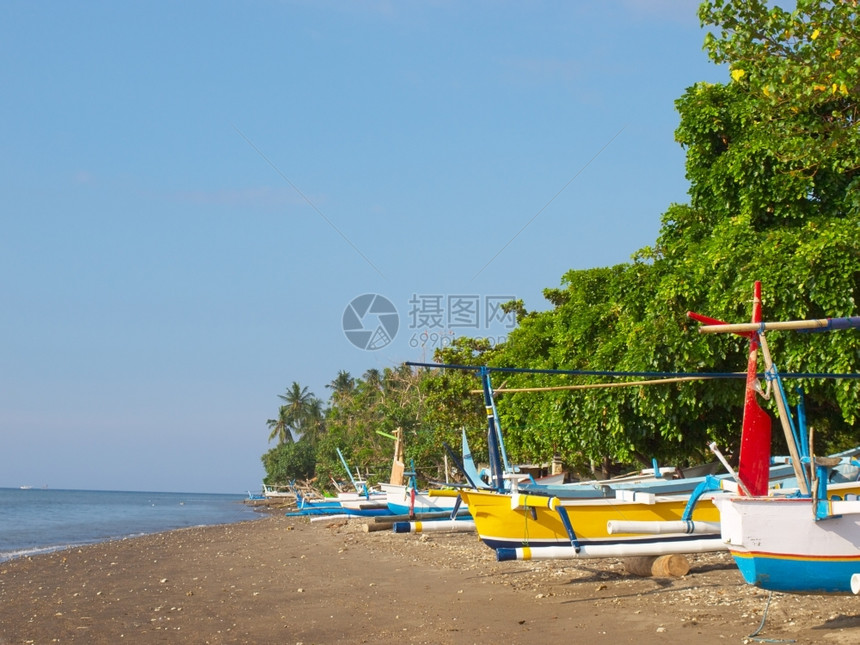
2, 513, 860, 644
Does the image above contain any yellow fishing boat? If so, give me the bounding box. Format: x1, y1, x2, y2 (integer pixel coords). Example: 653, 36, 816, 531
459, 485, 722, 553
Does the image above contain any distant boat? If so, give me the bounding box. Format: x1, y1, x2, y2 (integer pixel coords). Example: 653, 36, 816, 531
261, 484, 297, 499
19, 485, 33, 490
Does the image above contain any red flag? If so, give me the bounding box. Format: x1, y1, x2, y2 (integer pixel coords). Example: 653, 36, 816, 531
737, 282, 772, 496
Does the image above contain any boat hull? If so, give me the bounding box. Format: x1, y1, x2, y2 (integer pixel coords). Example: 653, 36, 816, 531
713, 491, 860, 594
380, 483, 464, 516
459, 488, 721, 550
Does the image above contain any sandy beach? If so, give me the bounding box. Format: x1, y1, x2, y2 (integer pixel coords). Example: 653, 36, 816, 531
2, 512, 860, 644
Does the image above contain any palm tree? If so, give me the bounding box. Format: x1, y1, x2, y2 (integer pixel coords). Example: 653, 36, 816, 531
327, 370, 355, 406
268, 381, 322, 443
363, 368, 382, 391
301, 397, 326, 444
266, 405, 293, 444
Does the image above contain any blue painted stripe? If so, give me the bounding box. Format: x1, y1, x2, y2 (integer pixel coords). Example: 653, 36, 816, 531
731, 551, 860, 593
386, 502, 454, 515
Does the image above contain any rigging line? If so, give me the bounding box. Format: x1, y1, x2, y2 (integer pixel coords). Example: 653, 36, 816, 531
406, 361, 860, 379
232, 124, 385, 279
468, 376, 711, 394
471, 125, 626, 281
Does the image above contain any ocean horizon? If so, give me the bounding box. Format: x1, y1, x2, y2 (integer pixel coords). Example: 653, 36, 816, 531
0, 487, 262, 563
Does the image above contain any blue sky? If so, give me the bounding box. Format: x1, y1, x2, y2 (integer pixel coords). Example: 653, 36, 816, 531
0, 1, 726, 493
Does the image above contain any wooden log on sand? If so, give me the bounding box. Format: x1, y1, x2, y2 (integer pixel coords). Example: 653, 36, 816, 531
372, 511, 467, 523
623, 554, 690, 578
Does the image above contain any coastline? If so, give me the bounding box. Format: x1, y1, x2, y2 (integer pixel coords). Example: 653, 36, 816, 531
1, 514, 859, 644
0, 488, 259, 564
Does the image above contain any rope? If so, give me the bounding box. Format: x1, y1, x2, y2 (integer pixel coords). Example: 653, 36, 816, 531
748, 591, 796, 643
470, 375, 711, 394
406, 361, 860, 380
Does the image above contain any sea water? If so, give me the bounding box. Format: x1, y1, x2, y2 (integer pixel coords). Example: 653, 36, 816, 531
0, 487, 261, 563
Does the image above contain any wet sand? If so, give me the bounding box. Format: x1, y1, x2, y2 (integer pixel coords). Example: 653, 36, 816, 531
2, 513, 860, 644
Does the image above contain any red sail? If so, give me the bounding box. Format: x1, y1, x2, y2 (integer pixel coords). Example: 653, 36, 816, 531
737, 282, 772, 497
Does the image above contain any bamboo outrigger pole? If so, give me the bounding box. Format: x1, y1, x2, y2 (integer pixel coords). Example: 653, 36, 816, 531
698, 316, 859, 335
470, 375, 721, 394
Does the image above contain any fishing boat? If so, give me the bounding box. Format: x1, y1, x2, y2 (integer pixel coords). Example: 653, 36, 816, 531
457, 359, 816, 560
287, 488, 392, 517
281, 446, 391, 518
261, 484, 296, 499
452, 368, 733, 560
684, 282, 860, 593
460, 481, 725, 560
381, 423, 680, 519
370, 427, 465, 517
381, 482, 463, 516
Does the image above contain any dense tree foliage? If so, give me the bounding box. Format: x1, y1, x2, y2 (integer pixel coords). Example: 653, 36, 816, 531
488, 0, 858, 470
261, 0, 858, 488
700, 0, 859, 180
261, 440, 316, 484
259, 357, 489, 489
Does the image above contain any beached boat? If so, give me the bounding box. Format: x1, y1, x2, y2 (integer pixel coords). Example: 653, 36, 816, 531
712, 487, 860, 593
380, 425, 672, 519
457, 369, 727, 558
685, 283, 860, 593
456, 358, 807, 561
261, 484, 296, 499
372, 427, 469, 517
287, 489, 392, 517
283, 446, 392, 518
380, 482, 463, 516
460, 476, 725, 559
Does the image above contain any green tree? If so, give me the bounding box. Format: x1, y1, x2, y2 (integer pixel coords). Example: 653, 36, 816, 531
314, 363, 470, 490
424, 337, 501, 474
327, 370, 356, 404
266, 405, 293, 445
261, 440, 316, 484
263, 382, 324, 483
301, 397, 326, 445
699, 0, 859, 182
651, 0, 860, 446
276, 382, 322, 442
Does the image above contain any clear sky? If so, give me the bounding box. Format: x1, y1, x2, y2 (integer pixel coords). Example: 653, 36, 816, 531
1, 1, 727, 494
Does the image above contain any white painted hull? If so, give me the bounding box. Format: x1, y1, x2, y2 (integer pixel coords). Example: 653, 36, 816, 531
380, 483, 462, 515
712, 493, 860, 593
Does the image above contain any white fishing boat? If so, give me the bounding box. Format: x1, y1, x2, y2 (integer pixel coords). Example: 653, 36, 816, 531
261, 484, 296, 499
685, 282, 860, 593
380, 482, 462, 515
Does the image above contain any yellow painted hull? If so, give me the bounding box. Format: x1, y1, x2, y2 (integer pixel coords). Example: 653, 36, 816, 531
459, 488, 721, 549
